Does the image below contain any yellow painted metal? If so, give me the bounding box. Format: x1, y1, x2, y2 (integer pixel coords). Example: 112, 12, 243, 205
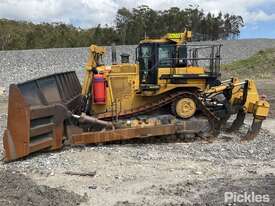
141, 29, 192, 44
242, 80, 269, 118
205, 78, 269, 119
89, 63, 163, 114
81, 35, 269, 122
204, 85, 228, 94
89, 63, 207, 114
155, 67, 207, 95
166, 30, 192, 43
81, 30, 208, 115
243, 80, 260, 113
229, 78, 243, 105
158, 67, 205, 78
254, 100, 270, 118
82, 71, 91, 96
175, 98, 196, 119
186, 31, 192, 40
205, 78, 243, 96
83, 48, 209, 114
85, 45, 106, 70
82, 45, 106, 96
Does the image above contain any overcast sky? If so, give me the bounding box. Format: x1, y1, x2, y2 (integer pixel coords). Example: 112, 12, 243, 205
0, 0, 275, 39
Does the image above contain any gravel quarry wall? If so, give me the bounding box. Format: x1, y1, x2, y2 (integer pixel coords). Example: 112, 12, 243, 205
0, 39, 275, 92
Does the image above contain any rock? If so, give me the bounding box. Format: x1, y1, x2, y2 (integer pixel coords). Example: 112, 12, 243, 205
0, 87, 5, 96
194, 171, 203, 175
38, 185, 47, 193
88, 185, 97, 189
39, 199, 51, 206
247, 170, 257, 174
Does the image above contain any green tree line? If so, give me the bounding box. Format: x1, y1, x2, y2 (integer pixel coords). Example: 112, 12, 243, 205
0, 5, 244, 50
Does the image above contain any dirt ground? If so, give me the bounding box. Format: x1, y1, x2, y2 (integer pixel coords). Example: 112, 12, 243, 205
0, 170, 86, 206
0, 80, 274, 206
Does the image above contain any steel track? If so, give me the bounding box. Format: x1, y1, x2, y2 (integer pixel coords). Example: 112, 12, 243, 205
96, 91, 221, 138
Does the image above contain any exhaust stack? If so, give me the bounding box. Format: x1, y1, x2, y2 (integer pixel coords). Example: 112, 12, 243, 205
111, 43, 117, 64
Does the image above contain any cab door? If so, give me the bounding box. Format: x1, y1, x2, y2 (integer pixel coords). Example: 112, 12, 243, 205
138, 44, 157, 85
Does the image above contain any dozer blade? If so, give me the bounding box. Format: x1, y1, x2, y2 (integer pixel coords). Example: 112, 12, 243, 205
3, 71, 83, 161
241, 118, 263, 142
226, 110, 246, 132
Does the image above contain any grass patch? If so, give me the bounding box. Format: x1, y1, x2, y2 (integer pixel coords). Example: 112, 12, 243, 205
222, 48, 275, 79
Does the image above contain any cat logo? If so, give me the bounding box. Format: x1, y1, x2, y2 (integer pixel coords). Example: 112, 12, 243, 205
167, 33, 182, 39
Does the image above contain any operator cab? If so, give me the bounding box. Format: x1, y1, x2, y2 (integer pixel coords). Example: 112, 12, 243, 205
136, 33, 222, 91
137, 42, 187, 86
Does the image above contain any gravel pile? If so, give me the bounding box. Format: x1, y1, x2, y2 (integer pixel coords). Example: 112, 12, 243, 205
0, 45, 136, 92
1, 39, 275, 92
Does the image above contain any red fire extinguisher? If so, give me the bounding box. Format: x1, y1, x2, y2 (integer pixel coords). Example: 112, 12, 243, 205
92, 74, 106, 104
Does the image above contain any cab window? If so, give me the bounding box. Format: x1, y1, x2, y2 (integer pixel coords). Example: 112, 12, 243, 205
139, 46, 153, 72
158, 46, 174, 67
141, 46, 152, 58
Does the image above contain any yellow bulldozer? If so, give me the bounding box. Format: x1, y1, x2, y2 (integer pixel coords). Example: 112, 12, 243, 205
3, 30, 270, 161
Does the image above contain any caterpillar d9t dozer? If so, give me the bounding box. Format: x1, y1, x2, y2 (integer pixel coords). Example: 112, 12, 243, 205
3, 30, 270, 161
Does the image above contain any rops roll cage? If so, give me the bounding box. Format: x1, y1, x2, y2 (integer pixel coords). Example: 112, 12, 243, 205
136, 43, 222, 78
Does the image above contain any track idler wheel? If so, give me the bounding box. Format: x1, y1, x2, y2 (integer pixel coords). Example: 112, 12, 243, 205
241, 118, 263, 142
227, 110, 246, 132
172, 97, 197, 119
